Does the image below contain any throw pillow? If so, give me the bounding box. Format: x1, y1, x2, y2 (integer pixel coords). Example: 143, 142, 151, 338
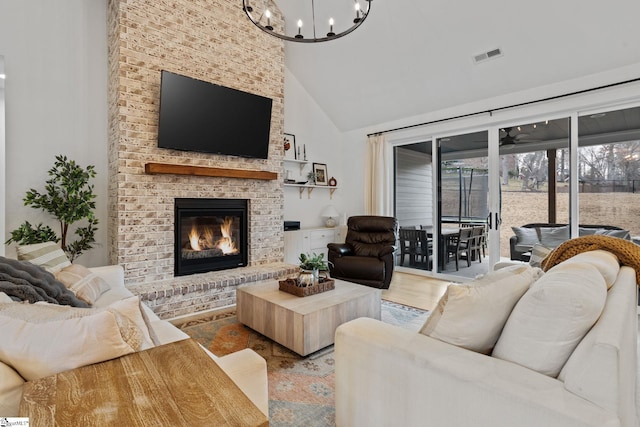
539, 226, 569, 248
492, 262, 607, 377
0, 296, 155, 380
16, 241, 71, 273
55, 264, 110, 305
511, 227, 540, 252
419, 264, 543, 354
529, 243, 553, 268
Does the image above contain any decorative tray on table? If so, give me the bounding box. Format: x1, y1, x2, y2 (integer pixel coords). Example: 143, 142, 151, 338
278, 277, 335, 297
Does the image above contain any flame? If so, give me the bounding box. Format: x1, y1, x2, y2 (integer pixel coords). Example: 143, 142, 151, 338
188, 217, 238, 254
189, 228, 201, 251
216, 217, 237, 254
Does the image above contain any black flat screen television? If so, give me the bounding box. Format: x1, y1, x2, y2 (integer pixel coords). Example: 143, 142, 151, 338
157, 70, 273, 159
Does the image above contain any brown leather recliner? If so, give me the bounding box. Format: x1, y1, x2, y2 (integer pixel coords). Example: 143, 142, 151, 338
327, 216, 398, 289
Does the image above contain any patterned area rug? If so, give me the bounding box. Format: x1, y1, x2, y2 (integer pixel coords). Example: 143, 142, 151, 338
175, 300, 429, 427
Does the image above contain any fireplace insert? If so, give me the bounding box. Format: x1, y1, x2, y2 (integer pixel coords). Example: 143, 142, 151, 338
174, 198, 248, 276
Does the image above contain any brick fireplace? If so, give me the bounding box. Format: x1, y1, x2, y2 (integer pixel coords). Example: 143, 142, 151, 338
107, 0, 295, 319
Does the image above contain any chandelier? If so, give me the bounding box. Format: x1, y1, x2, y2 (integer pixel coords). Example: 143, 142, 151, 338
243, 0, 372, 43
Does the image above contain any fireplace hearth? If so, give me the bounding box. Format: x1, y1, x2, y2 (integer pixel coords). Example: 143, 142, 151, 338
174, 198, 248, 276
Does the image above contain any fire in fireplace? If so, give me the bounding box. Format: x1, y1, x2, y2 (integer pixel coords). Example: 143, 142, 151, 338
174, 198, 248, 276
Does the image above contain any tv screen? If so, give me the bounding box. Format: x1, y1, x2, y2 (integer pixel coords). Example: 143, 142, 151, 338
157, 71, 273, 159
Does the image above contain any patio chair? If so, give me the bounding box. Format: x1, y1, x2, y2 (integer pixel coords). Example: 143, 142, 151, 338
445, 228, 473, 270
398, 228, 432, 267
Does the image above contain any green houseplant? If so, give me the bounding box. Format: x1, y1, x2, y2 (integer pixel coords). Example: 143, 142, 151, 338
297, 252, 331, 287
5, 155, 99, 262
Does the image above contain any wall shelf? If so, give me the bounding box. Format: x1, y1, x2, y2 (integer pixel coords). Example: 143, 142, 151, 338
283, 158, 308, 173
145, 163, 278, 180
284, 183, 338, 199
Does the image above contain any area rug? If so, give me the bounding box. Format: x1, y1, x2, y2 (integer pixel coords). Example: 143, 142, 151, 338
175, 300, 429, 427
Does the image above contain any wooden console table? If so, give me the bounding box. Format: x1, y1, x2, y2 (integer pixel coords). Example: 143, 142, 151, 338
19, 338, 268, 427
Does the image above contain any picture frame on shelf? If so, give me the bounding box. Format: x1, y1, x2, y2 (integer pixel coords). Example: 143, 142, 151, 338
284, 133, 297, 160
313, 163, 328, 186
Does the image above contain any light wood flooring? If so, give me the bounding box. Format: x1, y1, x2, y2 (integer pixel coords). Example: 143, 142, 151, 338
382, 271, 450, 312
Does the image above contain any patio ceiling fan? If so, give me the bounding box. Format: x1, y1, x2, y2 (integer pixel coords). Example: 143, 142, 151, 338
499, 127, 540, 145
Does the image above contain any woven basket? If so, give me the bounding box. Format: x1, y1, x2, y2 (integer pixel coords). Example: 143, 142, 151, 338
278, 278, 335, 297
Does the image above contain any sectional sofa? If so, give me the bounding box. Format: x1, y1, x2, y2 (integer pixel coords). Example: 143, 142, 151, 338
0, 264, 269, 418
336, 251, 639, 426
510, 223, 629, 261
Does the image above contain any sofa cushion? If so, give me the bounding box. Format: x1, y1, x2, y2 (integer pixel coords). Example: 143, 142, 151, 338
559, 250, 620, 289
539, 226, 569, 248
419, 264, 542, 354
54, 263, 110, 305
0, 362, 24, 417
16, 241, 71, 273
0, 296, 154, 380
511, 227, 540, 252
492, 261, 607, 377
0, 292, 13, 303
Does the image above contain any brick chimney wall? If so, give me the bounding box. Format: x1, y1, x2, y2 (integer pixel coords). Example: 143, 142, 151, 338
106, 0, 292, 318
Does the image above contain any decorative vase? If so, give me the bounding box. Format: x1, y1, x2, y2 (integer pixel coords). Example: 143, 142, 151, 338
298, 268, 319, 287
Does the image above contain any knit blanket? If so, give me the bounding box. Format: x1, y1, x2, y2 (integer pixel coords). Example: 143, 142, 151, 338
0, 256, 89, 307
541, 235, 640, 284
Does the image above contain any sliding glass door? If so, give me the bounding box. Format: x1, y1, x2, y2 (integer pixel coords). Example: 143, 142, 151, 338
436, 131, 490, 278
577, 105, 640, 239
498, 117, 570, 260
392, 102, 640, 280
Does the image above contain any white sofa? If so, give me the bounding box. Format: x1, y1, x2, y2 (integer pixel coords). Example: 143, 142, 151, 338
335, 257, 639, 426
0, 265, 269, 418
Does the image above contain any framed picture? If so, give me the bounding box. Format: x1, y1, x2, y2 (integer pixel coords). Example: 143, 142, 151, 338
284, 133, 297, 160
313, 163, 328, 186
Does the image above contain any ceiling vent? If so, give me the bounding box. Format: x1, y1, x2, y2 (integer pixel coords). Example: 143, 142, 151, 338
473, 48, 503, 64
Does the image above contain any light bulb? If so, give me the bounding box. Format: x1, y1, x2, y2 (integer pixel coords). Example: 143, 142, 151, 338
295, 19, 304, 38
265, 9, 273, 30
327, 17, 335, 37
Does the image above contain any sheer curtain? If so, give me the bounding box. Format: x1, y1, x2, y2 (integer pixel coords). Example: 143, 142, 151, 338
364, 134, 393, 216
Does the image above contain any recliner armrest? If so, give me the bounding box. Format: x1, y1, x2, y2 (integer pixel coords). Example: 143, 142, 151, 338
377, 245, 396, 258
328, 243, 353, 256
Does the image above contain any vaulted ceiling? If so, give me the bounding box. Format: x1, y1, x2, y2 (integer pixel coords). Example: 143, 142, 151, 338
283, 0, 640, 132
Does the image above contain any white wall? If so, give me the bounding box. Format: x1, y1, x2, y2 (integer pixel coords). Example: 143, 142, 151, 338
0, 1, 108, 266
284, 67, 347, 228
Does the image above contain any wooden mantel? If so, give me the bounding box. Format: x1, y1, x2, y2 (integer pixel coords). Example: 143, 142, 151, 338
145, 162, 278, 180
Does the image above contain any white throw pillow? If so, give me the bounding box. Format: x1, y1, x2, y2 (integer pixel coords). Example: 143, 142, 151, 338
492, 262, 607, 377
16, 241, 71, 273
0, 296, 155, 380
0, 292, 13, 303
559, 250, 619, 289
55, 264, 111, 305
419, 264, 543, 354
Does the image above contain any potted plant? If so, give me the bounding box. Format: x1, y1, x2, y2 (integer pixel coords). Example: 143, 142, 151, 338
5, 155, 99, 262
298, 252, 330, 287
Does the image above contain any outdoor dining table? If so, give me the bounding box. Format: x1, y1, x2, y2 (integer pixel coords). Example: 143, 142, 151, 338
422, 227, 460, 270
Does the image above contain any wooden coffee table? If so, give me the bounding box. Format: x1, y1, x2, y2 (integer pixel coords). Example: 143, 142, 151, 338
19, 338, 268, 427
236, 278, 381, 356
